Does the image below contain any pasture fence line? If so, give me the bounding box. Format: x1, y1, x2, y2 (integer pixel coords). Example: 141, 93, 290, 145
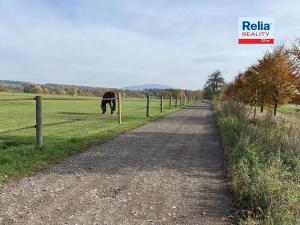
0, 125, 35, 135
0, 98, 35, 101
0, 94, 200, 148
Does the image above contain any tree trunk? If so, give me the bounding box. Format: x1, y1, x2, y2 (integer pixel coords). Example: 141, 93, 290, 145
260, 104, 264, 113
254, 98, 257, 120
260, 95, 264, 112
274, 101, 278, 116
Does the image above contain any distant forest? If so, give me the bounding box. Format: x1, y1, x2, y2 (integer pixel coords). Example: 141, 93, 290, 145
0, 80, 202, 98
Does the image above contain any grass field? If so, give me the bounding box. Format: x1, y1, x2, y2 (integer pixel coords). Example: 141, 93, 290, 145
278, 104, 300, 116
250, 104, 300, 125
0, 92, 180, 182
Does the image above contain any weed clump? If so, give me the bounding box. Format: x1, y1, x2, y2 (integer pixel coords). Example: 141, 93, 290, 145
214, 101, 300, 225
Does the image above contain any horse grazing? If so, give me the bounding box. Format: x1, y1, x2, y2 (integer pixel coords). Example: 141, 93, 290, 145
101, 91, 116, 114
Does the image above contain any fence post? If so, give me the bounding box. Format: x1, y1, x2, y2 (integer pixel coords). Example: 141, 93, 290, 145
35, 96, 43, 148
180, 97, 182, 107
146, 95, 150, 117
169, 95, 172, 109
160, 96, 163, 112
118, 92, 122, 124
175, 96, 178, 108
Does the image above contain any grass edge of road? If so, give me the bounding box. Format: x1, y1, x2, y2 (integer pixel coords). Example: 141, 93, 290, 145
212, 100, 300, 225
0, 107, 181, 184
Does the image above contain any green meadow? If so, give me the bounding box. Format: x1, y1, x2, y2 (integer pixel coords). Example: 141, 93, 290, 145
278, 104, 300, 116
0, 92, 180, 182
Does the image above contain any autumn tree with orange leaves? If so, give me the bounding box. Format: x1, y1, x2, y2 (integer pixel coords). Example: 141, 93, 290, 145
264, 45, 298, 115
222, 43, 299, 116
290, 39, 300, 104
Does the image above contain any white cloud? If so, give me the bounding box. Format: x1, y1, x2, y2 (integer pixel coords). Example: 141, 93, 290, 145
0, 0, 299, 89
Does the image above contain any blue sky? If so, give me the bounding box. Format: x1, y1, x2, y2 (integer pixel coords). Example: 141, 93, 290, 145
0, 0, 300, 89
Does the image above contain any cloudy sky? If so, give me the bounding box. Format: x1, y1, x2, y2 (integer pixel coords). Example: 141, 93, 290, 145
0, 0, 300, 89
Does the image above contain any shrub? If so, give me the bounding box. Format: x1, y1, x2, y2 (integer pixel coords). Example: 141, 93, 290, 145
221, 100, 249, 121
214, 101, 300, 224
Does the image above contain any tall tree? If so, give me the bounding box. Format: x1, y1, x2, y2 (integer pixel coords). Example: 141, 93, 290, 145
291, 38, 300, 72
290, 39, 300, 105
203, 70, 225, 99
263, 45, 298, 115
253, 58, 274, 112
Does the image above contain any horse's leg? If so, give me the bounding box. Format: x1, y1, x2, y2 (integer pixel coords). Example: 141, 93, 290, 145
101, 101, 106, 114
109, 101, 113, 114
112, 99, 116, 113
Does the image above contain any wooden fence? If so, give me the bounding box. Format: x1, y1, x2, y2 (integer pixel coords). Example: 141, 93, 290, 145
0, 95, 199, 148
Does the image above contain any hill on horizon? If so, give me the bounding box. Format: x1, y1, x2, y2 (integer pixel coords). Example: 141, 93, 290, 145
123, 84, 172, 91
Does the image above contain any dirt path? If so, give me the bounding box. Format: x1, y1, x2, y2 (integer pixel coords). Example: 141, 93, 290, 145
0, 103, 231, 225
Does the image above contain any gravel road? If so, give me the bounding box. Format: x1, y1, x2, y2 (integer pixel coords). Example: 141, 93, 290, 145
0, 103, 231, 225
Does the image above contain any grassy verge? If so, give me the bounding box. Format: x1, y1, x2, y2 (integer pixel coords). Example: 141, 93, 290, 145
278, 104, 300, 116
0, 92, 182, 182
213, 101, 300, 225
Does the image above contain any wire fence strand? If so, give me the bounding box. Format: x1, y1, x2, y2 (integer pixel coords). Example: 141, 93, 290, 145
43, 98, 99, 101
0, 98, 35, 101
43, 114, 101, 128
0, 125, 35, 135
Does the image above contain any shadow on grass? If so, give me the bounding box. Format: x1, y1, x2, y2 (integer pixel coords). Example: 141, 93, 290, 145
0, 135, 34, 150
58, 112, 100, 116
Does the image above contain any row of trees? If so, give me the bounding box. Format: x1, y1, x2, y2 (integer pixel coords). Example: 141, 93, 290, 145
223, 40, 300, 115
144, 88, 202, 99
0, 81, 203, 99
0, 82, 146, 97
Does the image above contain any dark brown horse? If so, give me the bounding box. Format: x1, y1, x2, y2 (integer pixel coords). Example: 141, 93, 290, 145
101, 91, 116, 114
